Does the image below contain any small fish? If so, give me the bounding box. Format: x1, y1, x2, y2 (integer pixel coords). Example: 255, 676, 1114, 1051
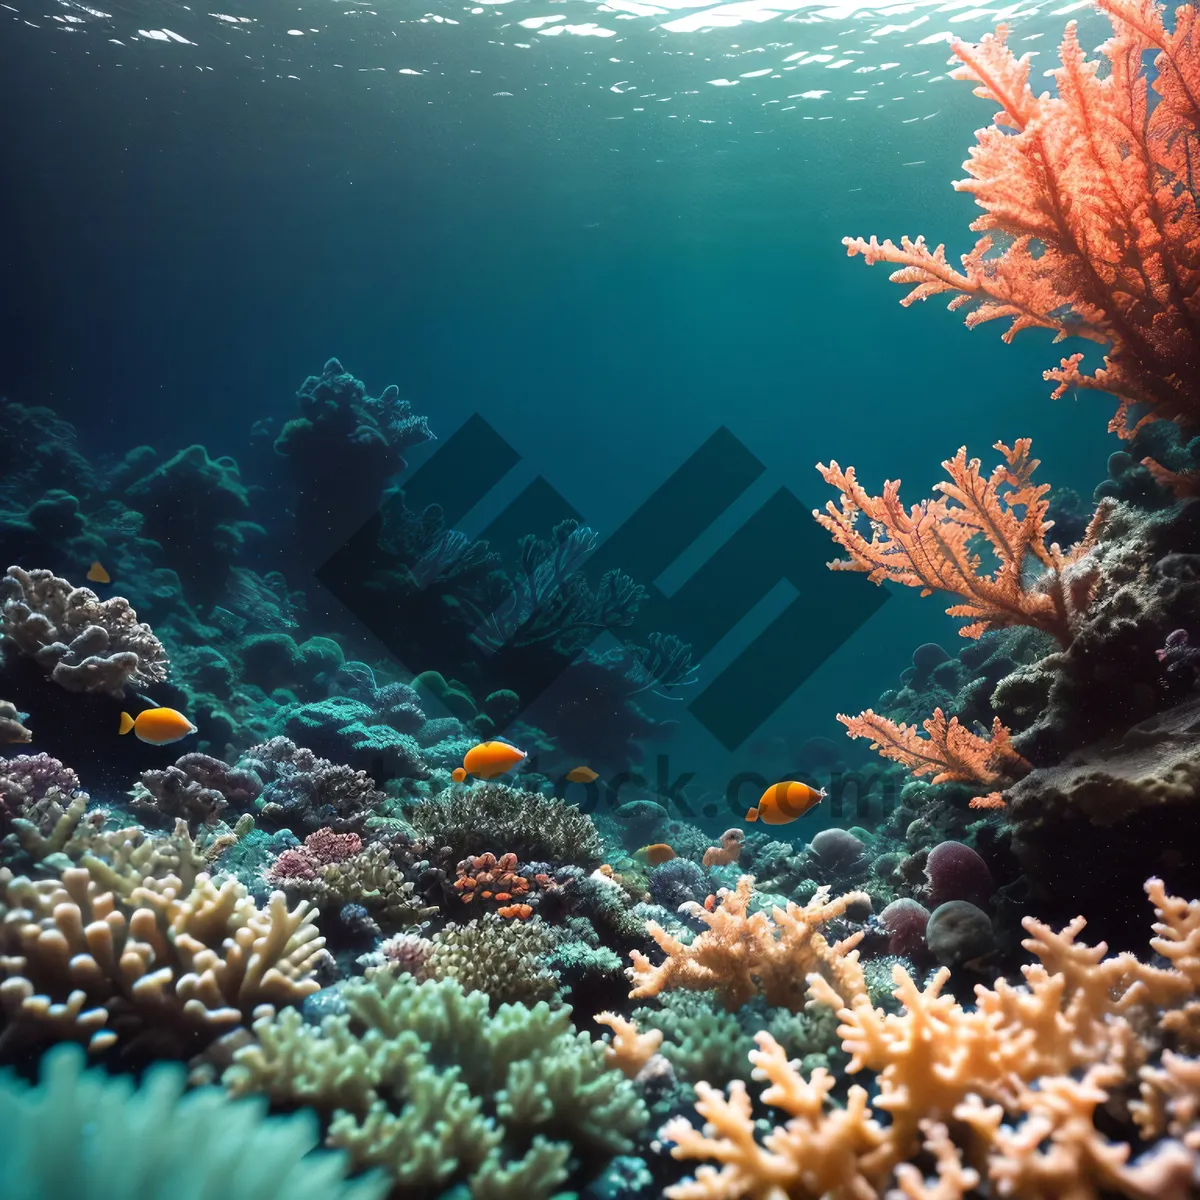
461, 740, 527, 780
119, 707, 197, 745
746, 781, 827, 825
87, 561, 111, 584
634, 843, 676, 867
566, 765, 598, 783
452, 767, 467, 783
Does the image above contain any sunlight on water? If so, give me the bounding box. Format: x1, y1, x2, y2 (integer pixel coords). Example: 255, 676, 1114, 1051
12, 0, 1110, 127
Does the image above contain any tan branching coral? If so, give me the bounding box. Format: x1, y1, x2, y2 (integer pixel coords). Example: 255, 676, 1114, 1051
0, 862, 325, 1056
594, 1012, 663, 1078
663, 876, 1200, 1200
662, 1031, 889, 1200
628, 875, 869, 1013
813, 441, 1104, 647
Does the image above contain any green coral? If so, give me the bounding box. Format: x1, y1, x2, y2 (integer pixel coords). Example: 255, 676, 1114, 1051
408, 782, 604, 867
633, 993, 753, 1088
426, 914, 559, 1008
0, 1043, 384, 1200
225, 971, 647, 1200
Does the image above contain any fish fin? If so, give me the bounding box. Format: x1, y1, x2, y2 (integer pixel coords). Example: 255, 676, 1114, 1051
118, 712, 135, 736
745, 807, 759, 822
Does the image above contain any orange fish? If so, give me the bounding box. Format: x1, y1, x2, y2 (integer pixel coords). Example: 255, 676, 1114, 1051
634, 843, 676, 867
119, 707, 197, 745
746, 781, 827, 825
452, 766, 467, 783
462, 740, 527, 780
566, 765, 598, 783
87, 561, 111, 584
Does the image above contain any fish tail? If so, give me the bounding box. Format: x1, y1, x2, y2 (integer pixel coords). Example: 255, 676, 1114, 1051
745, 807, 759, 822
118, 712, 135, 736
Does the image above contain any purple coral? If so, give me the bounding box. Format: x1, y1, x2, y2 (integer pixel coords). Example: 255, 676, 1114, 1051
878, 898, 931, 960
1157, 629, 1200, 692
926, 840, 994, 910
0, 753, 81, 809
237, 735, 384, 835
0, 752, 83, 831
130, 752, 262, 832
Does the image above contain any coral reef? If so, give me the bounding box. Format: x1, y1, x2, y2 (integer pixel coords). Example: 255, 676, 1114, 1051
662, 877, 1200, 1199
225, 969, 646, 1198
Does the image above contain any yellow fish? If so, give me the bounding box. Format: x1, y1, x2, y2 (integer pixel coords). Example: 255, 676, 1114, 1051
87, 561, 111, 584
634, 843, 676, 867
119, 707, 197, 745
746, 781, 827, 825
462, 740, 527, 780
452, 766, 467, 782
566, 765, 598, 783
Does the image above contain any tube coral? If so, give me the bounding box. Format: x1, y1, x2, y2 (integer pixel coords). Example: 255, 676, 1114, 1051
843, 1, 1200, 440
814, 440, 1104, 646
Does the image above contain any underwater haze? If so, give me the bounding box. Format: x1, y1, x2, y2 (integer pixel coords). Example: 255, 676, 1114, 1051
3, 0, 1200, 1195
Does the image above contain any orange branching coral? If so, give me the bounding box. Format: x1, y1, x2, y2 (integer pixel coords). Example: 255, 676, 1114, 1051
843, 2, 1200, 440
628, 875, 868, 1013
838, 707, 1030, 809
665, 878, 1200, 1200
814, 440, 1104, 647
595, 1011, 663, 1078
1144, 459, 1200, 499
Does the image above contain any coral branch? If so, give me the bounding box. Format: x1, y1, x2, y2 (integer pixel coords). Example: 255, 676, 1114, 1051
838, 707, 1030, 808
844, 7, 1200, 438
814, 440, 1104, 646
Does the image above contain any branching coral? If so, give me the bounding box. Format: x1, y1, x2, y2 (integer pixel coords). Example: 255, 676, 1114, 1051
843, 1, 1200, 440
594, 1011, 663, 1079
662, 877, 1200, 1199
627, 875, 869, 1013
0, 565, 169, 695
0, 861, 325, 1057
0, 1043, 387, 1200
838, 707, 1029, 808
813, 441, 1104, 647
225, 970, 647, 1200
